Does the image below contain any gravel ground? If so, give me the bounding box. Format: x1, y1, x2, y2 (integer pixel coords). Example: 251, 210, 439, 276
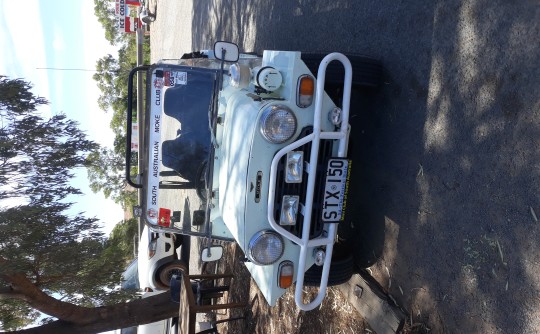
148, 1, 540, 333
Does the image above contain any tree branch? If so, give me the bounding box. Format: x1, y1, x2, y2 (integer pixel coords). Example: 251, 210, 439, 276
0, 284, 24, 300
1, 292, 179, 334
4, 272, 97, 324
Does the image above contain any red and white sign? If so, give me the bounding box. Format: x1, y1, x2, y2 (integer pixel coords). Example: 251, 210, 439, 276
131, 123, 139, 152
158, 208, 171, 227
115, 0, 142, 33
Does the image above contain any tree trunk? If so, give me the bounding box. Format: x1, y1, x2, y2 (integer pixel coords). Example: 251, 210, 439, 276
1, 272, 179, 334
4, 292, 179, 334
2, 272, 94, 324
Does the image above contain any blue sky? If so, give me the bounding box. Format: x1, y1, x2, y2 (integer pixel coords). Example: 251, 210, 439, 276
0, 0, 124, 235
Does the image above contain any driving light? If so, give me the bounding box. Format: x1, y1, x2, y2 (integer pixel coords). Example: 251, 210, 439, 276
278, 261, 294, 289
297, 75, 314, 108
280, 195, 299, 226
260, 105, 297, 144
248, 230, 284, 265
314, 248, 326, 266
285, 151, 303, 183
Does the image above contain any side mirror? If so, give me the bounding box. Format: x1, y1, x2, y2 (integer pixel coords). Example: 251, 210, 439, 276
214, 41, 239, 62
201, 246, 223, 262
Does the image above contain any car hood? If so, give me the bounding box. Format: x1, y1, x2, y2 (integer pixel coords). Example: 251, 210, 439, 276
218, 91, 259, 246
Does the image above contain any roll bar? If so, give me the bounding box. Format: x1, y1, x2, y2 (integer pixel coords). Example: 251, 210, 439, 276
125, 65, 149, 189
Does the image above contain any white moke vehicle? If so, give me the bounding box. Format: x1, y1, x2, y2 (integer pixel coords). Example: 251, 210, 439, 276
126, 42, 381, 311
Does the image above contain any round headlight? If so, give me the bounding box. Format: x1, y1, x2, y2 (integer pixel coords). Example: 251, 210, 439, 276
259, 105, 297, 144
248, 230, 284, 265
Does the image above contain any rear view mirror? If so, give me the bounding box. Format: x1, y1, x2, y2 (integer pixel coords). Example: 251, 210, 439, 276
214, 41, 239, 62
201, 246, 223, 262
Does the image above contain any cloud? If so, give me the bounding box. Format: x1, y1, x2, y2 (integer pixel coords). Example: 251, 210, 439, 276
0, 0, 51, 115
80, 1, 119, 69
52, 27, 66, 52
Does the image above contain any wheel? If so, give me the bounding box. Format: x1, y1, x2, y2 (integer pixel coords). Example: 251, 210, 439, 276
157, 260, 187, 288
303, 248, 354, 286
301, 53, 383, 88
192, 210, 205, 226
195, 162, 208, 202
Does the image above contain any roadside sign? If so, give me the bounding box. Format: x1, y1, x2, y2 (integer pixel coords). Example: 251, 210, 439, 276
131, 123, 139, 152
115, 0, 142, 33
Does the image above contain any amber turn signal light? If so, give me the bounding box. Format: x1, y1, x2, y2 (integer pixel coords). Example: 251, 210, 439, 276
297, 75, 314, 108
278, 261, 294, 289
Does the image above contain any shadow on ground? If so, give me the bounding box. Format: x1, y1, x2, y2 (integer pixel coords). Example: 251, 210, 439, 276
188, 1, 540, 332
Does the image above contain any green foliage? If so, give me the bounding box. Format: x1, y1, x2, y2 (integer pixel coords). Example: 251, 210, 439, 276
0, 299, 39, 331
86, 135, 138, 210
0, 77, 99, 205
0, 205, 131, 308
0, 114, 99, 205
106, 218, 139, 262
93, 0, 125, 46
93, 54, 120, 111
0, 76, 132, 329
90, 7, 152, 214
0, 2, 157, 326
0, 76, 48, 117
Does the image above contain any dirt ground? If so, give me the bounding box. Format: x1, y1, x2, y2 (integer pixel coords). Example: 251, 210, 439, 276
206, 243, 369, 334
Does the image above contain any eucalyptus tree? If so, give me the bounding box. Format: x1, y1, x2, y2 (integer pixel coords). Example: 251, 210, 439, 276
0, 76, 177, 333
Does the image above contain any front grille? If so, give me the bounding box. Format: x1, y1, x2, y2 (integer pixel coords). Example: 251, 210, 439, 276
273, 127, 334, 239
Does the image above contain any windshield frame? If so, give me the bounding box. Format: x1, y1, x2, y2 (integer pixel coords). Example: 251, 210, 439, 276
139, 64, 225, 239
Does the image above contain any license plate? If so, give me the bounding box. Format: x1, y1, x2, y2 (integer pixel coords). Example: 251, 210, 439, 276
322, 158, 350, 222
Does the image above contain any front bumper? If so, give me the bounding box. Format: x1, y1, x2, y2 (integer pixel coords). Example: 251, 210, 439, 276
267, 53, 353, 311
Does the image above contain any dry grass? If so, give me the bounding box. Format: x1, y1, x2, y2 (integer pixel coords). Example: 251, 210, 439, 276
204, 243, 368, 334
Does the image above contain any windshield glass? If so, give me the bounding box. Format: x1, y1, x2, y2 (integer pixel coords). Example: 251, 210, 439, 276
143, 67, 218, 233
121, 259, 139, 290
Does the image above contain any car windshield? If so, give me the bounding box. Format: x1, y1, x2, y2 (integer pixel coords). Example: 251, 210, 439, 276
142, 67, 219, 235
121, 259, 140, 291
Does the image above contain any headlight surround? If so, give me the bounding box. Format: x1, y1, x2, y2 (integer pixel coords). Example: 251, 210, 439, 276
248, 230, 285, 265
259, 105, 297, 144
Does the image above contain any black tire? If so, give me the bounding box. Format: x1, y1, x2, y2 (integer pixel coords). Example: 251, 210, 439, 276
192, 210, 205, 226
301, 53, 383, 88
304, 251, 354, 286
157, 260, 188, 289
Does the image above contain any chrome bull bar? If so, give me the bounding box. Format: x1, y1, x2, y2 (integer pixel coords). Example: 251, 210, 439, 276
267, 53, 352, 311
